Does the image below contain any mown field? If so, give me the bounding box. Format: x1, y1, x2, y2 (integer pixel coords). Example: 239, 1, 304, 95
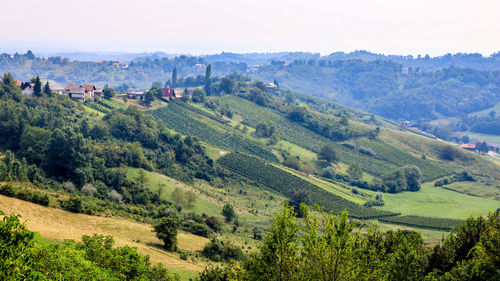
0, 194, 208, 280
376, 183, 500, 219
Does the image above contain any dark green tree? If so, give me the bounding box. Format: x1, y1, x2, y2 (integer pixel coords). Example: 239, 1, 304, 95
33, 76, 42, 97
43, 81, 52, 96
204, 64, 212, 95
318, 143, 338, 163
144, 90, 155, 106
103, 87, 115, 99
154, 217, 180, 251
191, 88, 206, 102
222, 203, 236, 223
171, 67, 178, 88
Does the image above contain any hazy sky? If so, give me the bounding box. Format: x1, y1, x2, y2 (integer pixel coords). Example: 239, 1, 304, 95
2, 0, 499, 56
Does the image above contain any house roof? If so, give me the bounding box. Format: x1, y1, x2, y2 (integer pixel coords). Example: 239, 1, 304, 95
459, 143, 476, 149
15, 80, 22, 87
84, 85, 96, 92
68, 87, 86, 94
65, 84, 80, 90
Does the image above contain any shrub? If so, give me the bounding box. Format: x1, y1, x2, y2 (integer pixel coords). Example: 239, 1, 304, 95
205, 216, 223, 232
181, 220, 212, 238
63, 181, 76, 193
201, 239, 244, 262
320, 167, 336, 179
82, 183, 97, 197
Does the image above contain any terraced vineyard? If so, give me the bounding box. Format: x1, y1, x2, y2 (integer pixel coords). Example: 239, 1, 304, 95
378, 215, 463, 231
149, 103, 278, 161
217, 152, 399, 219
355, 138, 450, 181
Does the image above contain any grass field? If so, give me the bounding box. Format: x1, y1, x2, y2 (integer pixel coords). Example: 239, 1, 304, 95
127, 168, 223, 217
0, 194, 208, 280
457, 131, 500, 144
444, 181, 500, 200
377, 183, 500, 219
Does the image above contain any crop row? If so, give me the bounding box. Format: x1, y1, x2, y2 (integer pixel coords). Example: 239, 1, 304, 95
148, 104, 278, 161
217, 152, 399, 219
378, 215, 463, 231
86, 102, 110, 114
355, 139, 449, 181
171, 100, 230, 124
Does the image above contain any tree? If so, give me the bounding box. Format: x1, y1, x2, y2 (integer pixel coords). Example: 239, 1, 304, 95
181, 88, 190, 102
402, 165, 421, 191
204, 64, 212, 95
220, 77, 236, 94
320, 166, 336, 179
222, 203, 236, 223
172, 187, 187, 207
0, 211, 39, 280
250, 203, 300, 281
318, 143, 338, 163
191, 88, 206, 103
347, 162, 363, 181
171, 67, 178, 88
154, 217, 180, 251
144, 90, 155, 106
42, 126, 92, 186
33, 76, 42, 97
43, 81, 52, 96
103, 87, 115, 99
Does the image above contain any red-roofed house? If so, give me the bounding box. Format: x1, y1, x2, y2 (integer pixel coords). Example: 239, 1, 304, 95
64, 84, 96, 102
161, 88, 175, 99
459, 143, 476, 151
15, 80, 22, 87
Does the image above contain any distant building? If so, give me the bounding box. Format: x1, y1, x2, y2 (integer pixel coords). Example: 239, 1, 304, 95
266, 82, 278, 89
401, 67, 409, 75
94, 88, 103, 98
161, 87, 175, 99
459, 143, 477, 151
126, 88, 145, 100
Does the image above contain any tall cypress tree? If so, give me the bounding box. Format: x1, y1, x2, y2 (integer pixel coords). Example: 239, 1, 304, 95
43, 82, 52, 96
171, 67, 178, 88
33, 76, 42, 97
204, 64, 212, 95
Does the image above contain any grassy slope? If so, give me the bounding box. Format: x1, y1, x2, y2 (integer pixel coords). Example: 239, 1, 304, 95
0, 194, 208, 280
376, 183, 500, 219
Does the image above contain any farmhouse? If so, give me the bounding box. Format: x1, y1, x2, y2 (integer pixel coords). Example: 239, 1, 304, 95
127, 88, 145, 100
64, 84, 96, 102
459, 143, 476, 151
21, 83, 34, 97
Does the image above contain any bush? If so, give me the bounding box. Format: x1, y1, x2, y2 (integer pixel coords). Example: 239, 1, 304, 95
201, 239, 244, 262
181, 220, 213, 238
320, 167, 336, 179
205, 216, 223, 232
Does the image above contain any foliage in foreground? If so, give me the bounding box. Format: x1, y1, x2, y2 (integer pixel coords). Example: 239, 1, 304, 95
196, 204, 500, 281
0, 210, 175, 280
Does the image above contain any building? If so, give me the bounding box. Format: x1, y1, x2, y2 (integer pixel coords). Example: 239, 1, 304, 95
94, 88, 103, 98
459, 143, 477, 151
66, 87, 87, 102
161, 87, 175, 99
21, 83, 34, 97
126, 88, 145, 100
266, 82, 278, 89
401, 67, 409, 75
64, 84, 96, 102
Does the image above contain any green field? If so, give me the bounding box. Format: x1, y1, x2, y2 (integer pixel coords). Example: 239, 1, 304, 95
377, 183, 500, 219
457, 131, 500, 144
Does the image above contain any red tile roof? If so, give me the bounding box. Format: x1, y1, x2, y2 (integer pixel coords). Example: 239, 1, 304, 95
459, 143, 476, 149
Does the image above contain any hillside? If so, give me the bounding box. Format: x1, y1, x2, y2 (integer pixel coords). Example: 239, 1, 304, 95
1, 72, 500, 279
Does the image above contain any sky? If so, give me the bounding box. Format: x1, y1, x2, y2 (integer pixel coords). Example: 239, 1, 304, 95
2, 0, 499, 56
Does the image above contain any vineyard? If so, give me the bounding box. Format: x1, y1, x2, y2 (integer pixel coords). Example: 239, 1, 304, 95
355, 138, 450, 181
148, 103, 278, 161
220, 95, 328, 151
217, 152, 399, 219
170, 99, 230, 125
378, 215, 463, 231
